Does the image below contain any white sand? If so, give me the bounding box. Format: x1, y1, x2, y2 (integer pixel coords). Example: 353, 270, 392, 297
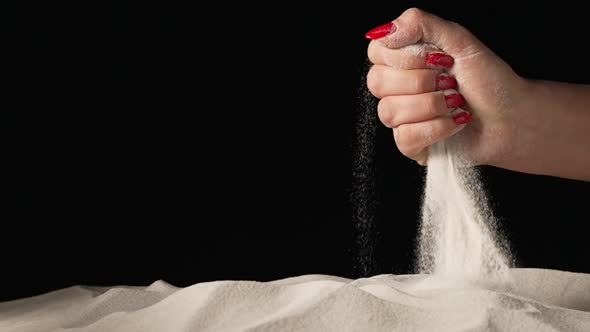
418, 132, 512, 283
1, 268, 588, 331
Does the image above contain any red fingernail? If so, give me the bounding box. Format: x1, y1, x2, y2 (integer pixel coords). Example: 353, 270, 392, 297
452, 111, 472, 125
445, 93, 465, 108
426, 53, 454, 68
436, 74, 457, 90
365, 22, 396, 39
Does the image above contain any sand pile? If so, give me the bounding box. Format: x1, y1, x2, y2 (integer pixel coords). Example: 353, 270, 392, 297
0, 268, 588, 331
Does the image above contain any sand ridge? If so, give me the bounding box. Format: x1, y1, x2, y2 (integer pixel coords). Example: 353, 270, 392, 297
0, 268, 588, 331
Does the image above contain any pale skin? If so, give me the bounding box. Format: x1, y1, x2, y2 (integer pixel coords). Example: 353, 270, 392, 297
366, 8, 590, 182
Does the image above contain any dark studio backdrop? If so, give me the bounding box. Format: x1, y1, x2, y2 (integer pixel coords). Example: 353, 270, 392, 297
5, 2, 590, 301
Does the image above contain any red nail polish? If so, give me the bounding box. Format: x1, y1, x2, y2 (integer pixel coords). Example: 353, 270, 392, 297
452, 111, 472, 125
426, 53, 454, 68
445, 93, 465, 108
436, 75, 457, 90
365, 22, 396, 39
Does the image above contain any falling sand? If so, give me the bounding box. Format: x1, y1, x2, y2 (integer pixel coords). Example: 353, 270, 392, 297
417, 139, 513, 286
390, 42, 515, 286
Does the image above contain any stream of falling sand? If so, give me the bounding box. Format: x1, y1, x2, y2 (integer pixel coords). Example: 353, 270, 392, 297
417, 139, 513, 284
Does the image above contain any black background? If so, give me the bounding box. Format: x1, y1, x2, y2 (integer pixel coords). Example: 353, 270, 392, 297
5, 2, 589, 301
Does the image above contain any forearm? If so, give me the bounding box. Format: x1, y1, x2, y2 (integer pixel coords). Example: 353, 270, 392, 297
497, 80, 590, 181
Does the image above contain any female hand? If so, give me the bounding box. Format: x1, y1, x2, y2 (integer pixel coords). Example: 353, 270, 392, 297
365, 8, 528, 167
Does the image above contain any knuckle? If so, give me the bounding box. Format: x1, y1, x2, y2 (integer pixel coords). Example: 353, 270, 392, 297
415, 158, 428, 166
423, 94, 443, 117
366, 66, 383, 97
405, 7, 425, 23
394, 125, 415, 156
450, 21, 471, 38
414, 71, 434, 93
377, 98, 394, 127
398, 144, 415, 159
396, 123, 434, 159
367, 42, 379, 64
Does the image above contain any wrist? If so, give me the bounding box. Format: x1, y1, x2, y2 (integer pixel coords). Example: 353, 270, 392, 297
488, 77, 548, 173
493, 78, 590, 180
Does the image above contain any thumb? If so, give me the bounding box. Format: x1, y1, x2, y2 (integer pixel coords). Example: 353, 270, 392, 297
366, 8, 483, 57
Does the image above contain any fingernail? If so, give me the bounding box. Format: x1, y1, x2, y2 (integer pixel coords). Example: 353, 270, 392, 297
444, 90, 465, 108
426, 53, 454, 68
452, 111, 472, 125
436, 74, 457, 90
365, 22, 396, 39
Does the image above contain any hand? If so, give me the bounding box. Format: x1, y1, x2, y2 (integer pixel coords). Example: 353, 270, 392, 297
365, 8, 528, 166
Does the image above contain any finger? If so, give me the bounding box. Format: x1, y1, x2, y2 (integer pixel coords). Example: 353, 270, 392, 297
368, 41, 455, 70
367, 65, 457, 98
365, 8, 484, 57
367, 41, 440, 69
393, 132, 428, 166
412, 148, 428, 166
378, 90, 465, 128
415, 153, 428, 166
393, 109, 472, 159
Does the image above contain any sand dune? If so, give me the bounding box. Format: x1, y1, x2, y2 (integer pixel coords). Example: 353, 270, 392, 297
0, 268, 588, 331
